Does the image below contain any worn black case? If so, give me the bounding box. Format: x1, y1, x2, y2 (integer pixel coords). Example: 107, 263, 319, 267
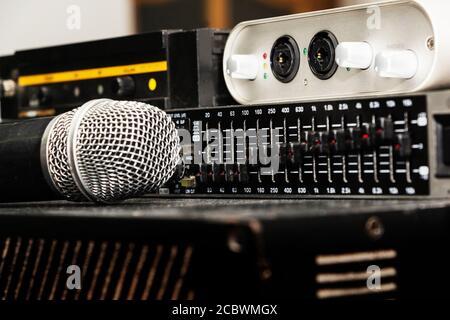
0, 198, 448, 300
4, 29, 234, 119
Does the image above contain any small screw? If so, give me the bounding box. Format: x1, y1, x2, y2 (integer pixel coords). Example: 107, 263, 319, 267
260, 268, 272, 280
97, 84, 104, 95
427, 37, 435, 51
73, 86, 80, 97
227, 230, 243, 253
366, 216, 384, 240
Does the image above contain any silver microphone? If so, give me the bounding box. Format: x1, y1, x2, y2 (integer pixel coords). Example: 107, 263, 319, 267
40, 99, 180, 203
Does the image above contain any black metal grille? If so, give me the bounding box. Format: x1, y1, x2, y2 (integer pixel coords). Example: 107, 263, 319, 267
0, 237, 194, 300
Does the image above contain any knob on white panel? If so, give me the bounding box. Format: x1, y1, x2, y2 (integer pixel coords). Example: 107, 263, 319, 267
374, 50, 418, 79
335, 42, 373, 69
226, 55, 259, 80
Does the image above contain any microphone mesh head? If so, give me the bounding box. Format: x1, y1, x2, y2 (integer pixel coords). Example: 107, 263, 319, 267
45, 108, 85, 201
44, 99, 180, 203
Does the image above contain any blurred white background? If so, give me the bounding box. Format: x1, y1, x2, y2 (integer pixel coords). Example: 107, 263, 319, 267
0, 0, 373, 56
0, 0, 135, 55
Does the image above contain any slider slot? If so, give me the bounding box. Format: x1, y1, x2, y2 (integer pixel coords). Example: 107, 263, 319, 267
312, 117, 318, 183
341, 116, 348, 183
342, 156, 348, 183
297, 117, 303, 183
326, 116, 332, 183
284, 118, 289, 184
357, 154, 363, 183
389, 146, 396, 183
230, 120, 235, 164
404, 112, 412, 184
372, 115, 380, 184
256, 119, 261, 184
270, 118, 275, 183
205, 122, 211, 164
218, 121, 223, 165
243, 119, 247, 161
373, 151, 380, 184
356, 115, 363, 183
406, 160, 412, 184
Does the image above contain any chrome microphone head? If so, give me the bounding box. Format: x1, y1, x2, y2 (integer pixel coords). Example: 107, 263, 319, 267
41, 99, 180, 203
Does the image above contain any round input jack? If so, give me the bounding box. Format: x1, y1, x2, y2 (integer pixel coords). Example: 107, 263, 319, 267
308, 31, 339, 80
270, 36, 300, 83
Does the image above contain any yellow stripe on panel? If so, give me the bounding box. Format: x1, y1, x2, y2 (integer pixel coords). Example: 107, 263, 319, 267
18, 61, 168, 87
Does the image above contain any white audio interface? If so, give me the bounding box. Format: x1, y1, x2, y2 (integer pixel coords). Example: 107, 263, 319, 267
223, 0, 450, 104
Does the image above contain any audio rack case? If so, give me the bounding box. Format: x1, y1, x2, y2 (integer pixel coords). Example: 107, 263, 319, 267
0, 198, 448, 300
7, 28, 235, 119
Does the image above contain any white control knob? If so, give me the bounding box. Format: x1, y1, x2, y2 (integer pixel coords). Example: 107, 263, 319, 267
374, 50, 418, 79
226, 55, 259, 80
335, 42, 373, 69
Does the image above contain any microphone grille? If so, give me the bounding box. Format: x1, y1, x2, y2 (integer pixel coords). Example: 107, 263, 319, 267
45, 108, 85, 201
45, 99, 180, 203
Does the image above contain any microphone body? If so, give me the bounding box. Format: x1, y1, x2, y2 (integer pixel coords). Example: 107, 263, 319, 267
0, 99, 180, 203
0, 117, 58, 202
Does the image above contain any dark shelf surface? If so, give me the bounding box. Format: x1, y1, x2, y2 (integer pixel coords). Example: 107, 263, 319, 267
1, 197, 450, 222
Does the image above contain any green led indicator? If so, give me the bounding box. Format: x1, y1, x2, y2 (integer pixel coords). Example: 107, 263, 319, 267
263, 73, 268, 80
303, 48, 308, 56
